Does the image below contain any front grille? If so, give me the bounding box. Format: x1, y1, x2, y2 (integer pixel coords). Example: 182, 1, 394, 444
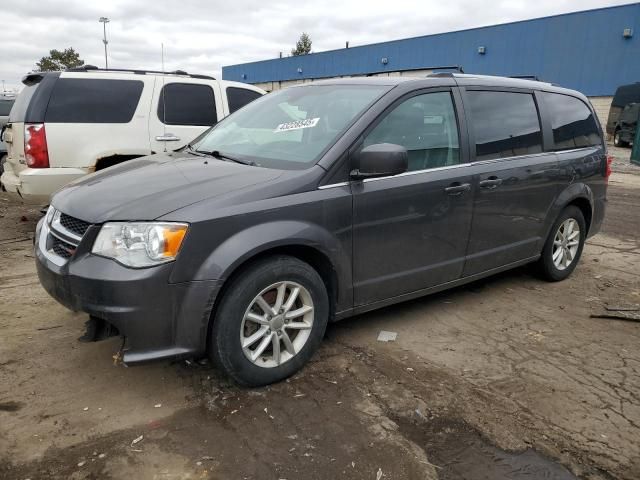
41, 209, 92, 264
59, 213, 91, 237
51, 236, 76, 259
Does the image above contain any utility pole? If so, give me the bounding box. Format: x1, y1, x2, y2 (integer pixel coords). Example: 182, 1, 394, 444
99, 17, 110, 69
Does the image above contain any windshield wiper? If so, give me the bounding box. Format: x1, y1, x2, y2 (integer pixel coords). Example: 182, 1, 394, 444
186, 145, 255, 166
185, 144, 209, 157
209, 150, 256, 166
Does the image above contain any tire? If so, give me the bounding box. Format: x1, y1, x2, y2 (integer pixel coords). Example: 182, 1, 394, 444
613, 130, 628, 148
537, 206, 586, 282
209, 255, 329, 387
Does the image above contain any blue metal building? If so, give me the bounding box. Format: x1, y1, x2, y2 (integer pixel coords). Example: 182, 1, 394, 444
222, 3, 640, 96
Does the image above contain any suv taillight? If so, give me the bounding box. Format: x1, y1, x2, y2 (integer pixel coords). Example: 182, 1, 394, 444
605, 154, 613, 180
24, 123, 49, 168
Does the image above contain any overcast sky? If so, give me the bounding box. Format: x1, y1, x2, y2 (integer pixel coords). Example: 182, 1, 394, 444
0, 0, 633, 91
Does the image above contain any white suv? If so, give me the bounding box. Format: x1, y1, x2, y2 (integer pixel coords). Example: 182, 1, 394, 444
0, 67, 265, 204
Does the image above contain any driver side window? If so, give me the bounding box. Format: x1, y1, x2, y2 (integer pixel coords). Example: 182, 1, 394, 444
363, 91, 460, 171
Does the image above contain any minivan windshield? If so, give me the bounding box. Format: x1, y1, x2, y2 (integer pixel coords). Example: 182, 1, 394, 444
192, 84, 390, 169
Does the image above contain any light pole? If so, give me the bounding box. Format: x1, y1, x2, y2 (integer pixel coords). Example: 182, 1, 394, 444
99, 17, 110, 69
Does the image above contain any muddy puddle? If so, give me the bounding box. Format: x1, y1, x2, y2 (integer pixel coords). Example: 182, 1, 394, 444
398, 416, 578, 480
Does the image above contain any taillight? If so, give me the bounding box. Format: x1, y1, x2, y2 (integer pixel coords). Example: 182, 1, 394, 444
605, 154, 613, 180
24, 123, 49, 168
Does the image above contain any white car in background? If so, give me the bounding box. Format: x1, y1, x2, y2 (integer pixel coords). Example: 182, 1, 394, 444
0, 67, 265, 204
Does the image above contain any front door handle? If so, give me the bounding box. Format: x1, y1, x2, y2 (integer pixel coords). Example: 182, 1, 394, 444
444, 182, 471, 196
155, 134, 181, 142
479, 177, 503, 189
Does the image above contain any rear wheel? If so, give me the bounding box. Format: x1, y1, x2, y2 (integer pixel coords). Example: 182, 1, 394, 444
537, 206, 586, 282
209, 255, 329, 386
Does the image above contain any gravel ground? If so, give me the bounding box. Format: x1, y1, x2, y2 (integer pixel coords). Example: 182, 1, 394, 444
1, 145, 639, 480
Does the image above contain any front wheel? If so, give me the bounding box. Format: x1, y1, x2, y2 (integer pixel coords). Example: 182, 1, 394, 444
537, 206, 586, 282
209, 255, 329, 386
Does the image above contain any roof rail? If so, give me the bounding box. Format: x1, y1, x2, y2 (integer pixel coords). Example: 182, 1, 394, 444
64, 65, 216, 80
360, 65, 464, 77
509, 75, 541, 81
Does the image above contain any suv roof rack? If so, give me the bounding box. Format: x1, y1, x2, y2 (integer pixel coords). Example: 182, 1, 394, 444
360, 65, 464, 78
65, 65, 216, 80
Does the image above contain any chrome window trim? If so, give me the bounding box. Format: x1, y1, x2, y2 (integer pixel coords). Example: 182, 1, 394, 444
362, 162, 469, 183
318, 181, 350, 190
317, 145, 597, 189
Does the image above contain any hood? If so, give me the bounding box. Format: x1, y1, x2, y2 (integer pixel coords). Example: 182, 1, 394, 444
52, 153, 283, 223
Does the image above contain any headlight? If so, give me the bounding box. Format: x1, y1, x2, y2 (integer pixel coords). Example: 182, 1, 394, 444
92, 222, 188, 268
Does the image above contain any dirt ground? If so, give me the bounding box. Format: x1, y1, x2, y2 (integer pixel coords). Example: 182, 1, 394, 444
1, 147, 639, 480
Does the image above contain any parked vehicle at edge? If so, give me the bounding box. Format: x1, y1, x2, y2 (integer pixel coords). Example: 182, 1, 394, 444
0, 93, 16, 175
0, 67, 265, 204
612, 102, 638, 147
35, 74, 610, 386
606, 81, 640, 136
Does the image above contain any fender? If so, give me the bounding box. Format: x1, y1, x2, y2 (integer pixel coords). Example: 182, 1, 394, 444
540, 182, 594, 249
185, 220, 353, 312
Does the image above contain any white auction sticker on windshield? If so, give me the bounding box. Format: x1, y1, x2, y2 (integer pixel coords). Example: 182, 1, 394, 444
274, 117, 320, 133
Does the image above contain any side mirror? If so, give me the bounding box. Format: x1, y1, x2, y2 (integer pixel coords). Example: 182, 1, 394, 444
350, 143, 408, 180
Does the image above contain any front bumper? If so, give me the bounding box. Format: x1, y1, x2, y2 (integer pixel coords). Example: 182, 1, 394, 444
34, 218, 222, 363
1, 165, 88, 205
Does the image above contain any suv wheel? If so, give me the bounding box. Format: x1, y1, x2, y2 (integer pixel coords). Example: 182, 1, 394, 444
209, 255, 329, 386
613, 130, 628, 148
537, 206, 586, 282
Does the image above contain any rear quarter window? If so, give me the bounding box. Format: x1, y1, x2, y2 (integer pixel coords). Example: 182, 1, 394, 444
45, 78, 144, 123
540, 92, 602, 150
227, 87, 263, 114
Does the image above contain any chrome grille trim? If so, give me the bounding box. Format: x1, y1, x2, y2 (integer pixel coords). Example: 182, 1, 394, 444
51, 210, 83, 243
38, 208, 92, 266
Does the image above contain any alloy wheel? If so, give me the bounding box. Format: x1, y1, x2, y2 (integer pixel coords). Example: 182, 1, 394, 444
552, 218, 580, 271
240, 281, 314, 368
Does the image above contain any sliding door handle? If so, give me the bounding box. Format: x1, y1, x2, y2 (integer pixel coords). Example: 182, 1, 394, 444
444, 182, 471, 195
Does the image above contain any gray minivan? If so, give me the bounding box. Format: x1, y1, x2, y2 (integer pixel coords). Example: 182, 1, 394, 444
35, 74, 610, 386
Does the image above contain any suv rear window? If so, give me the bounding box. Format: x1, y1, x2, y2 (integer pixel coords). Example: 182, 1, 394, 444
45, 79, 144, 123
541, 92, 601, 150
227, 87, 262, 114
157, 83, 217, 126
467, 91, 542, 160
0, 99, 13, 116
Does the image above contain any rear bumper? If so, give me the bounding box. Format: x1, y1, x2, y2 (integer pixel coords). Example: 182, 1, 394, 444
34, 218, 222, 364
1, 165, 88, 205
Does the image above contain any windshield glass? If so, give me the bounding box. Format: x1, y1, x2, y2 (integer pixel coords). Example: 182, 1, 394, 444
192, 84, 390, 169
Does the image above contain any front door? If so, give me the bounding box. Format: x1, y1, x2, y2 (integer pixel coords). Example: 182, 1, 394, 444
352, 89, 475, 306
461, 89, 560, 276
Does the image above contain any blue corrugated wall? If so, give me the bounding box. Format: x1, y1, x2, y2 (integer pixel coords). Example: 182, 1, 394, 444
222, 4, 640, 96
